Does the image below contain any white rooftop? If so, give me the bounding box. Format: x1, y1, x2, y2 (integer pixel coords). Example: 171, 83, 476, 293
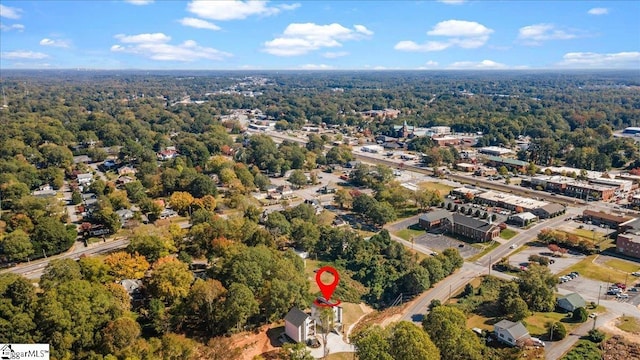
479, 190, 548, 209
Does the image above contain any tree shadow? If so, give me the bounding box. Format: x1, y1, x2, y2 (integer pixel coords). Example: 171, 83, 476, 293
266, 326, 286, 348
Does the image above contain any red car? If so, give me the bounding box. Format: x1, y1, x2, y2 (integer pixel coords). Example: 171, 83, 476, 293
616, 283, 626, 290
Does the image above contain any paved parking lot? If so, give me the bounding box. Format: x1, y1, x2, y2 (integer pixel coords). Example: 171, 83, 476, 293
413, 233, 480, 259
507, 245, 586, 274
558, 275, 640, 307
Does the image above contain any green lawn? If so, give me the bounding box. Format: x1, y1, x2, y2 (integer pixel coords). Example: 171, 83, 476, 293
559, 255, 628, 284
500, 228, 518, 240
466, 314, 494, 331
395, 227, 425, 241
524, 311, 576, 337
417, 182, 454, 197
573, 228, 606, 241
616, 316, 640, 333
605, 259, 640, 273
467, 241, 500, 262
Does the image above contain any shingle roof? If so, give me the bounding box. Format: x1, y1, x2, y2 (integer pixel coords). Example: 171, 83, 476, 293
452, 213, 496, 232
495, 320, 529, 340
557, 293, 586, 309
284, 308, 309, 327
419, 209, 451, 223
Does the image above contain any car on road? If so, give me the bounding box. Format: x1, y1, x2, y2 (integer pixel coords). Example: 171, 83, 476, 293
629, 287, 638, 292
632, 272, 640, 277
510, 244, 518, 249
616, 293, 629, 299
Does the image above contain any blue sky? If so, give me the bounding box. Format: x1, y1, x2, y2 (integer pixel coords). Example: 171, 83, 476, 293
0, 0, 639, 70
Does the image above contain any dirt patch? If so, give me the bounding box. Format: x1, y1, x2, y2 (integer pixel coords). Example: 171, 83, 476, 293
228, 324, 282, 360
602, 335, 640, 360
601, 318, 640, 344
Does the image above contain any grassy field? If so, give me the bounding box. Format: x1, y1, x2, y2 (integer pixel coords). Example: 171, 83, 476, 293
395, 227, 425, 241
418, 182, 454, 196
396, 206, 421, 219
467, 240, 501, 262
524, 311, 577, 337
500, 228, 518, 240
326, 353, 355, 360
616, 316, 640, 333
573, 228, 607, 241
605, 259, 640, 273
559, 255, 628, 284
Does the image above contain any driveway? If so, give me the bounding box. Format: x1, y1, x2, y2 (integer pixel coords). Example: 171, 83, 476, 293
308, 332, 354, 359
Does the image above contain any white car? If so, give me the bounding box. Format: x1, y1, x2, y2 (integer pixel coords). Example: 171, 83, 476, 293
632, 272, 640, 277
510, 244, 518, 249
616, 293, 629, 299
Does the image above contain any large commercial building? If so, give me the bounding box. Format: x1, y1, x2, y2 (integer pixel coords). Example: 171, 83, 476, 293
476, 190, 565, 219
617, 233, 640, 259
523, 175, 620, 201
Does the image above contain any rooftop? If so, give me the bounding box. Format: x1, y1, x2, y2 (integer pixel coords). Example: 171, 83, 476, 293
494, 320, 530, 340
284, 308, 310, 327
483, 155, 528, 167
452, 213, 496, 232
478, 190, 548, 210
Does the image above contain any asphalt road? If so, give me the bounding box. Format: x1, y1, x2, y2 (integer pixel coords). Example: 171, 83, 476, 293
2, 238, 130, 279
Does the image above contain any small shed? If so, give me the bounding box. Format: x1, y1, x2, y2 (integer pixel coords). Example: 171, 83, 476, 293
557, 293, 586, 312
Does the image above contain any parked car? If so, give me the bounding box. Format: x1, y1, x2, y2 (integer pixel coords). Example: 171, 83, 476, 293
632, 272, 640, 277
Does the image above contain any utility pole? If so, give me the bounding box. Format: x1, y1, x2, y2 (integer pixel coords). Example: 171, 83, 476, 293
549, 323, 555, 341
449, 284, 452, 299
592, 315, 598, 331
597, 285, 602, 307
42, 249, 47, 258
489, 255, 492, 276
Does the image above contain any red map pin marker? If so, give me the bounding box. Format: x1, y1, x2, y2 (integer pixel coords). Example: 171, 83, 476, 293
315, 266, 340, 307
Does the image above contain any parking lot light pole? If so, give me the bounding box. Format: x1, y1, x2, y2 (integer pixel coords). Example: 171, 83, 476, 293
597, 285, 602, 307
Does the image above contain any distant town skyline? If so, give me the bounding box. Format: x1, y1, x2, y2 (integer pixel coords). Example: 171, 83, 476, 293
1, 0, 639, 70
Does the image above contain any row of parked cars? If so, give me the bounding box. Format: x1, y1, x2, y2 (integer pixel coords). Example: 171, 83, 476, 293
559, 271, 579, 283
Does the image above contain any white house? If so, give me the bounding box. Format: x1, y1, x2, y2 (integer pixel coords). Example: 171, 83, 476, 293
77, 173, 93, 185
284, 308, 315, 343
311, 297, 343, 332
494, 320, 530, 347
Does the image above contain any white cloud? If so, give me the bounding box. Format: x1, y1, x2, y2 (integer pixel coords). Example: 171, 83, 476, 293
396, 20, 493, 52
354, 24, 373, 36
179, 17, 220, 31
517, 24, 582, 45
40, 38, 71, 48
557, 51, 640, 69
300, 64, 334, 70
394, 40, 451, 52
588, 7, 608, 15
437, 0, 466, 4
124, 0, 154, 5
186, 0, 298, 21
0, 4, 22, 19
111, 32, 231, 61
323, 51, 349, 58
417, 60, 439, 69
1, 50, 49, 60
263, 23, 373, 56
115, 33, 171, 43
427, 20, 493, 37
0, 23, 24, 31
447, 59, 508, 69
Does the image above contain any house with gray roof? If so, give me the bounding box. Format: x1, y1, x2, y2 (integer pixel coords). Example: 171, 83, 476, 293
557, 293, 586, 312
494, 320, 530, 347
284, 307, 316, 344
